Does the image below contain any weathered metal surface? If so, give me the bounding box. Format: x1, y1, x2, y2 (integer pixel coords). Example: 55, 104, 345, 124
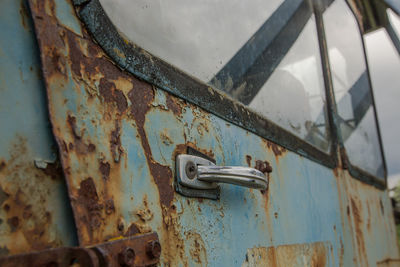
0, 0, 77, 255
242, 242, 333, 266
0, 247, 98, 267
92, 232, 160, 267
0, 232, 160, 267
71, 0, 338, 170
26, 0, 400, 265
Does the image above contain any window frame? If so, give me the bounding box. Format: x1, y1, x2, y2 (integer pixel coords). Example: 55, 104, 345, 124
314, 0, 387, 188
72, 0, 387, 189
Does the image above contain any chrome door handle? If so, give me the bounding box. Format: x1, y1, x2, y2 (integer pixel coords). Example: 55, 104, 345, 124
197, 165, 267, 189
176, 154, 268, 191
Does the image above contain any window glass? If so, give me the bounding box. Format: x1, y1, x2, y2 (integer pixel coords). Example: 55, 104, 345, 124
324, 0, 384, 178
365, 27, 400, 178
388, 9, 400, 36
100, 0, 283, 82
248, 15, 329, 151
100, 0, 331, 152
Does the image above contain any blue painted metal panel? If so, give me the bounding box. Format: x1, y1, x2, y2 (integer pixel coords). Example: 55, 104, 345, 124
0, 0, 396, 265
0, 0, 77, 255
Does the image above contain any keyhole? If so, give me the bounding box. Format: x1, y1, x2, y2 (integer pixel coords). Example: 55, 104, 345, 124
185, 161, 197, 179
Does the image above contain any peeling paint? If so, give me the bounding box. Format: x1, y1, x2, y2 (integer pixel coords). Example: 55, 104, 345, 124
19, 0, 400, 265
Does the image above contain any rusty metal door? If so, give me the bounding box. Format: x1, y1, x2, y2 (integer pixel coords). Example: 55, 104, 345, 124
1, 0, 399, 266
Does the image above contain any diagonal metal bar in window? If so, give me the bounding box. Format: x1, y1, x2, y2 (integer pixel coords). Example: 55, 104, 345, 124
209, 0, 333, 105
304, 71, 371, 148
350, 71, 371, 126
209, 0, 309, 103
337, 71, 372, 142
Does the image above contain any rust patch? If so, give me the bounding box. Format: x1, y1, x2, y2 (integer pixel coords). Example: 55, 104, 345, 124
243, 243, 329, 266
99, 160, 110, 180
99, 79, 128, 113
333, 167, 339, 177
0, 136, 67, 253
245, 155, 252, 167
67, 115, 81, 139
124, 223, 140, 236
105, 199, 115, 215
76, 177, 104, 240
0, 187, 10, 206
160, 129, 174, 146
185, 232, 207, 265
377, 258, 400, 266
7, 217, 19, 232
367, 201, 371, 232
30, 0, 177, 247
66, 115, 96, 154
166, 94, 183, 117
19, 0, 30, 30
127, 83, 174, 208
311, 245, 327, 267
0, 161, 6, 172
255, 160, 273, 174
110, 121, 123, 163
265, 141, 287, 157
39, 161, 63, 180
350, 197, 367, 265
136, 196, 154, 222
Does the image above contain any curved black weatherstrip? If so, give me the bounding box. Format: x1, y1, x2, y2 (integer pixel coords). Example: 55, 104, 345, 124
72, 0, 336, 168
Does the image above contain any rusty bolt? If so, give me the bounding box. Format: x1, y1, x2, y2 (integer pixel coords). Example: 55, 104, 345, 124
185, 161, 197, 179
118, 247, 135, 266
255, 160, 273, 174
146, 240, 161, 259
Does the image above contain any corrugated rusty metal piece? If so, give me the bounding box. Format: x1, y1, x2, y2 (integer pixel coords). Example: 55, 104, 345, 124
0, 232, 160, 267
0, 247, 99, 267
92, 232, 160, 267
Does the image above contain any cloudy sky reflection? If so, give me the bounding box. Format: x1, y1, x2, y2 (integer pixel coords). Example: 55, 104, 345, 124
365, 13, 400, 185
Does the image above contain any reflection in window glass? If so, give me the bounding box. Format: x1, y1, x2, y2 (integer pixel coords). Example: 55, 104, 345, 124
365, 28, 400, 178
388, 9, 400, 36
100, 0, 331, 151
100, 0, 283, 82
324, 0, 384, 178
249, 16, 329, 151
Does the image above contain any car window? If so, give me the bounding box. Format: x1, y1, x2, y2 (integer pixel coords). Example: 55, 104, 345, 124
324, 0, 385, 178
100, 0, 331, 152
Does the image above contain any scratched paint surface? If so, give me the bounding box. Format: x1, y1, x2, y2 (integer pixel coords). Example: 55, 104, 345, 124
26, 0, 400, 265
0, 0, 77, 255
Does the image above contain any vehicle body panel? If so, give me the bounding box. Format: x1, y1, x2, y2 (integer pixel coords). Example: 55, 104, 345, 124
25, 0, 400, 265
0, 0, 398, 266
0, 0, 77, 254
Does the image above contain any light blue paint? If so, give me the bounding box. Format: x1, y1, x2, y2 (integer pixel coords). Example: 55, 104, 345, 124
55, 0, 83, 36
23, 0, 399, 265
0, 0, 77, 249
142, 89, 342, 265
0, 0, 56, 162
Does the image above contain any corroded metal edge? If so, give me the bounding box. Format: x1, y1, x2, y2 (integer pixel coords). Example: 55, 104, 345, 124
0, 232, 160, 267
